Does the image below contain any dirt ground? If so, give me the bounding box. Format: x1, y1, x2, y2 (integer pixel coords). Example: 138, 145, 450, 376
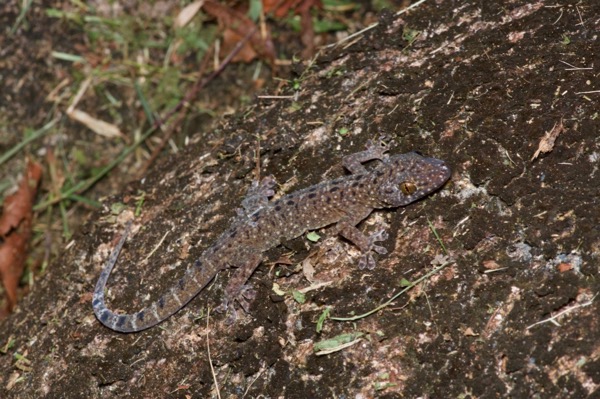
1, 0, 599, 398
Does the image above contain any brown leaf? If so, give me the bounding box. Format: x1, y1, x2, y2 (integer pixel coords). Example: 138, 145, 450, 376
267, 0, 322, 18
0, 159, 42, 314
266, 0, 300, 17
202, 0, 276, 64
557, 263, 573, 273
531, 119, 565, 161
463, 327, 478, 337
266, 0, 321, 57
299, 4, 315, 58
222, 28, 260, 63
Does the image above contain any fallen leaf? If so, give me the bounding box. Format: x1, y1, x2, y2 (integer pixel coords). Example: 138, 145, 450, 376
266, 0, 321, 57
273, 255, 293, 265
531, 119, 565, 161
67, 108, 124, 139
267, 0, 322, 18
557, 263, 572, 272
0, 159, 42, 315
463, 327, 478, 336
222, 28, 260, 63
202, 0, 276, 64
483, 260, 501, 269
175, 0, 204, 28
301, 257, 315, 282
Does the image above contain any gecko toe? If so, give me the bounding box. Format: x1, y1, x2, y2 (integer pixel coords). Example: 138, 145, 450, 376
372, 245, 388, 255
215, 299, 229, 314
240, 285, 257, 302
358, 254, 377, 270
358, 256, 367, 270
224, 307, 238, 325
370, 229, 389, 243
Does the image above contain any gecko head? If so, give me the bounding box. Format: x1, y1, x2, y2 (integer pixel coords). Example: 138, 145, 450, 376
375, 152, 451, 207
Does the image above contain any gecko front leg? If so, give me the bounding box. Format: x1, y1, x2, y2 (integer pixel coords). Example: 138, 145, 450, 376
238, 175, 277, 220
330, 203, 391, 270
342, 136, 396, 174
337, 221, 389, 270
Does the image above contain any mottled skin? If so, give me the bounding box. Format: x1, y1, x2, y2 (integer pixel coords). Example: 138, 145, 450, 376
93, 141, 451, 333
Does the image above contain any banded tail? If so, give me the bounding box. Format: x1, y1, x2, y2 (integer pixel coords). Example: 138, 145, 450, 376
92, 221, 217, 333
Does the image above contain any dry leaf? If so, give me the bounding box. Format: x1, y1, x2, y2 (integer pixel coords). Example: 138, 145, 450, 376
531, 119, 565, 161
222, 28, 259, 63
557, 263, 573, 273
0, 159, 42, 315
267, 0, 322, 18
301, 257, 316, 283
202, 0, 276, 64
463, 327, 478, 337
483, 260, 501, 269
67, 108, 124, 139
175, 0, 204, 28
265, 0, 321, 57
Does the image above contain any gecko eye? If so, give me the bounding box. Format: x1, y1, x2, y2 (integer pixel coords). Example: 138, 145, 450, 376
400, 181, 417, 195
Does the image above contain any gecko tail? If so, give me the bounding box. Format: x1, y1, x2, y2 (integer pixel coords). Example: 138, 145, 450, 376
93, 297, 159, 333
92, 221, 214, 333
92, 220, 156, 333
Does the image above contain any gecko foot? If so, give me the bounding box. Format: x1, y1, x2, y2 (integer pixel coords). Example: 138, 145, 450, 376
216, 285, 257, 324
238, 175, 277, 218
365, 135, 396, 159
234, 285, 257, 313
215, 298, 239, 325
357, 229, 389, 270
342, 135, 397, 174
358, 253, 376, 270
369, 229, 389, 255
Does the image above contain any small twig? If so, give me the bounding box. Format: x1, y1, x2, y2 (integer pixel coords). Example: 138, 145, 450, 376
206, 308, 221, 399
137, 27, 258, 178
156, 27, 257, 129
256, 95, 295, 99
331, 261, 450, 321
142, 230, 169, 262
575, 5, 584, 27
242, 365, 266, 398
325, 0, 429, 48
559, 60, 592, 71
526, 293, 597, 330
253, 135, 262, 182
427, 218, 448, 255
551, 8, 563, 25
297, 280, 334, 294
483, 267, 508, 274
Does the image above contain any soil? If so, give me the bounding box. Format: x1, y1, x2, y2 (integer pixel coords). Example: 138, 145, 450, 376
0, 0, 599, 398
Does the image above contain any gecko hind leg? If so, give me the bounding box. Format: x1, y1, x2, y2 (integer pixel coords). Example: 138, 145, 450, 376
215, 251, 262, 324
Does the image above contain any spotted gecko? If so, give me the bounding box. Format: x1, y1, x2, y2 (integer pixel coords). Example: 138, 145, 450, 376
93, 140, 451, 332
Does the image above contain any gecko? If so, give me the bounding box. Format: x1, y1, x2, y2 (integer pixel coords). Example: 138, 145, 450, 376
93, 139, 451, 333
